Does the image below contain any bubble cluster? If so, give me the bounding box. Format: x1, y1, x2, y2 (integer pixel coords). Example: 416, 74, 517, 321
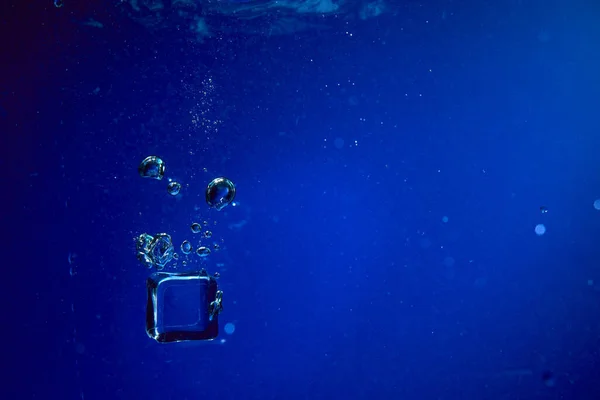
184, 76, 222, 137
136, 156, 232, 269
136, 233, 175, 268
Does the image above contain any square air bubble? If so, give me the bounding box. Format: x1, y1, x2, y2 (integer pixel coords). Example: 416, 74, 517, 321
146, 271, 220, 343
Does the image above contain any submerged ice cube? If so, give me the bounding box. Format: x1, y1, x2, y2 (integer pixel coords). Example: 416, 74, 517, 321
146, 271, 221, 343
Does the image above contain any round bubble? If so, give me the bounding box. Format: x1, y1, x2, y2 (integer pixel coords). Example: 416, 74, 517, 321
203, 230, 213, 239
206, 177, 236, 211
334, 137, 344, 149
196, 246, 211, 257
167, 181, 182, 196
138, 156, 165, 180
535, 224, 546, 236
180, 240, 193, 255
191, 222, 202, 233
442, 216, 449, 223
224, 322, 235, 335
594, 199, 600, 210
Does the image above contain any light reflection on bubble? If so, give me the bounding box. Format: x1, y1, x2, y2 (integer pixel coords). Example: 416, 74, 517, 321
191, 223, 202, 233
196, 246, 211, 257
180, 240, 193, 255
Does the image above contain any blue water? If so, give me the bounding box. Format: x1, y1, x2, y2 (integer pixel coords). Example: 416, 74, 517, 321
3, 1, 600, 399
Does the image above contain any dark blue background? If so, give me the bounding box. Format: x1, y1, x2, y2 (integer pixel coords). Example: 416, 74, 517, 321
2, 0, 600, 399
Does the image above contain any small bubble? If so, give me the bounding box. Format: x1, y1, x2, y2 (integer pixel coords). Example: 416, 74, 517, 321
212, 243, 220, 251
442, 216, 449, 223
203, 230, 213, 239
594, 199, 600, 210
180, 240, 193, 255
167, 181, 182, 196
191, 223, 202, 233
540, 206, 548, 214
138, 156, 165, 180
196, 246, 211, 257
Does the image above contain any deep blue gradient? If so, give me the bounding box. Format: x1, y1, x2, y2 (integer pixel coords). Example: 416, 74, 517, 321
3, 1, 600, 399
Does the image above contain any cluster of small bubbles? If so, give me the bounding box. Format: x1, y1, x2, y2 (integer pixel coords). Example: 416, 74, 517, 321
191, 222, 202, 233
135, 233, 174, 269
135, 233, 154, 268
149, 234, 175, 268
138, 156, 165, 180
167, 181, 182, 196
180, 240, 193, 255
206, 177, 236, 211
203, 230, 213, 239
196, 246, 211, 257
183, 75, 222, 136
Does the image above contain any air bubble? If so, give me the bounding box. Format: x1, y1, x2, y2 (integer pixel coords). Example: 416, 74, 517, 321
180, 240, 193, 255
167, 181, 182, 196
191, 223, 202, 233
206, 177, 236, 211
196, 246, 211, 257
138, 156, 165, 180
